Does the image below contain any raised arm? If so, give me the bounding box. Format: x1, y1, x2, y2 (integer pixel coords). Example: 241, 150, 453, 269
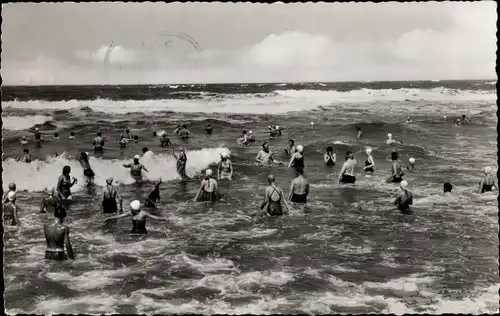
123, 163, 131, 168
142, 164, 149, 172
64, 226, 75, 260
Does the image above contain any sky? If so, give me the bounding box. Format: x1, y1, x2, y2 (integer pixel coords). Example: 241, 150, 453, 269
1, 2, 497, 85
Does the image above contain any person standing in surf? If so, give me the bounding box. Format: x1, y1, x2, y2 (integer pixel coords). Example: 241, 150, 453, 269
478, 166, 497, 194
160, 134, 172, 148
57, 165, 78, 204
289, 167, 309, 204
44, 205, 75, 261
194, 169, 219, 202
123, 155, 149, 183
179, 124, 191, 141
3, 183, 17, 203
394, 180, 413, 214
288, 145, 305, 169
338, 151, 357, 184
357, 127, 363, 141
104, 200, 169, 235
285, 140, 296, 156
172, 146, 189, 179
256, 143, 283, 165
387, 151, 404, 183
18, 149, 32, 163
205, 124, 213, 135
386, 133, 402, 145
238, 130, 249, 146
324, 146, 336, 167
124, 129, 133, 140
247, 131, 256, 143
363, 148, 375, 173
144, 179, 162, 208
93, 132, 105, 155
101, 177, 123, 214
3, 192, 22, 226
40, 187, 59, 216
260, 174, 289, 216
218, 152, 233, 180
406, 158, 416, 172
78, 152, 95, 187
118, 134, 127, 149
29, 127, 42, 148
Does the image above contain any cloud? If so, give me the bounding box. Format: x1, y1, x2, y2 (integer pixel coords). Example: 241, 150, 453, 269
75, 45, 138, 65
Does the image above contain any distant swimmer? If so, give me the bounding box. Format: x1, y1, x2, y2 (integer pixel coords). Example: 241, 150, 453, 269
172, 146, 188, 179
285, 140, 296, 156
101, 177, 123, 213
20, 136, 28, 145
394, 180, 413, 214
405, 116, 412, 123
44, 205, 74, 260
387, 151, 404, 183
18, 149, 32, 163
289, 167, 309, 204
478, 166, 497, 194
69, 132, 75, 140
310, 122, 315, 130
179, 124, 191, 140
364, 148, 375, 173
144, 179, 162, 208
406, 158, 416, 172
133, 135, 139, 143
288, 145, 305, 169
248, 131, 256, 143
30, 127, 42, 148
357, 127, 363, 140
460, 114, 470, 124
173, 124, 181, 135
268, 126, 277, 137
57, 166, 78, 202
123, 155, 149, 183
53, 132, 60, 140
125, 129, 133, 140
104, 200, 168, 235
338, 151, 357, 184
324, 146, 336, 167
93, 132, 105, 154
160, 134, 172, 148
194, 169, 219, 202
256, 143, 283, 165
205, 124, 213, 135
79, 152, 95, 187
238, 130, 250, 146
40, 187, 59, 216
443, 182, 453, 194
119, 134, 127, 149
275, 125, 282, 136
218, 152, 233, 180
3, 182, 17, 204
260, 174, 289, 216
3, 191, 21, 226
386, 133, 402, 145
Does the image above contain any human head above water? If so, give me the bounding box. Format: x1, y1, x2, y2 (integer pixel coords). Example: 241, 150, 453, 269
54, 205, 67, 220
267, 174, 275, 183
142, 147, 149, 153
391, 152, 399, 161
443, 182, 453, 193
8, 182, 16, 191
97, 132, 102, 137
23, 149, 29, 154
62, 165, 71, 176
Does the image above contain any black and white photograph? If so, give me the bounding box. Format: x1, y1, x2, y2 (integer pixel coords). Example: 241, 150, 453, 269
1, 1, 498, 314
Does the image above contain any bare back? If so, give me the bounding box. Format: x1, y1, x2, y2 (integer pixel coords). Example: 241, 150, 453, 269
292, 176, 309, 195
44, 222, 68, 251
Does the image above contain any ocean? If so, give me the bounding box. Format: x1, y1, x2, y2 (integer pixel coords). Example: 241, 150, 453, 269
2, 80, 499, 314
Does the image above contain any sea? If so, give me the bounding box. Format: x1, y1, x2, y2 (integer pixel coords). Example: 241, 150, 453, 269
2, 80, 499, 314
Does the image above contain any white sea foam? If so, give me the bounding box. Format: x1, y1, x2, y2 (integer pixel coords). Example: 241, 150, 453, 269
2, 115, 53, 131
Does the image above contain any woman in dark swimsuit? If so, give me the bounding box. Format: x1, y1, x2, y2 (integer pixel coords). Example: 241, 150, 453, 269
101, 177, 123, 213
79, 152, 95, 187
57, 165, 78, 203
194, 169, 219, 202
173, 146, 188, 179
144, 179, 162, 208
104, 200, 168, 235
387, 151, 404, 183
260, 174, 289, 216
288, 145, 305, 169
364, 148, 375, 173
479, 167, 497, 194
324, 146, 336, 167
3, 192, 21, 226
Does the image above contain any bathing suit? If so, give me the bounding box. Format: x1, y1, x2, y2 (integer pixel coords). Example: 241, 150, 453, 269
326, 156, 335, 167
177, 154, 187, 176
59, 176, 72, 199
397, 191, 413, 214
3, 204, 17, 225
248, 136, 255, 142
266, 186, 283, 216
102, 185, 118, 214
391, 163, 404, 182
198, 179, 218, 202
83, 168, 95, 178
340, 174, 356, 184
481, 183, 493, 193
93, 137, 104, 152
292, 156, 305, 168
45, 250, 67, 261
42, 196, 59, 214
130, 164, 143, 178
365, 160, 374, 172
131, 219, 148, 234
119, 139, 127, 148
291, 193, 307, 203
160, 138, 171, 147
392, 176, 403, 183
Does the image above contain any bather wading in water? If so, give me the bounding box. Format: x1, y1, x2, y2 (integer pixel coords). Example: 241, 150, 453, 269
40, 186, 60, 216
78, 152, 95, 187
44, 205, 74, 261
386, 151, 405, 183
218, 152, 233, 180
144, 179, 162, 208
338, 151, 357, 184
172, 146, 189, 179
57, 165, 78, 204
478, 166, 497, 194
194, 169, 219, 202
101, 177, 123, 213
260, 174, 289, 217
3, 191, 22, 226
123, 155, 149, 183
104, 200, 169, 235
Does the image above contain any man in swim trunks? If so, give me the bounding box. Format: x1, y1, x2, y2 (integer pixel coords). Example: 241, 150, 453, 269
18, 149, 32, 163
324, 146, 336, 167
285, 140, 296, 156
144, 179, 162, 208
387, 151, 405, 183
478, 166, 497, 194
205, 124, 213, 135
40, 186, 60, 216
104, 200, 169, 234
218, 152, 233, 180
394, 180, 413, 214
194, 169, 219, 202
44, 205, 75, 260
288, 145, 305, 169
260, 174, 289, 216
289, 167, 309, 204
101, 177, 123, 213
160, 134, 172, 148
364, 148, 375, 173
93, 132, 105, 154
173, 146, 189, 179
256, 143, 283, 165
407, 158, 416, 172
3, 191, 22, 226
178, 124, 191, 140
338, 151, 357, 184
123, 155, 149, 183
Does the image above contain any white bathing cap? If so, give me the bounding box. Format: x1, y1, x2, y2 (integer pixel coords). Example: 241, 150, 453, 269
409, 158, 415, 164
221, 152, 227, 158
130, 200, 141, 210
366, 148, 372, 155
387, 133, 392, 138
134, 155, 140, 159
484, 166, 492, 174
35, 128, 39, 131
296, 145, 304, 152
106, 177, 113, 184
268, 126, 272, 129
310, 122, 314, 125
276, 125, 280, 129
206, 169, 213, 176
7, 191, 16, 201
47, 186, 54, 193
249, 131, 253, 134
400, 180, 408, 188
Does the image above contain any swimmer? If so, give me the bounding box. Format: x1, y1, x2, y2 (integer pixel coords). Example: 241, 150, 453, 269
478, 166, 497, 194
443, 182, 453, 194
268, 126, 277, 137
407, 158, 416, 172
310, 122, 315, 130
238, 130, 250, 146
133, 135, 139, 143
386, 133, 402, 145
194, 169, 219, 202
118, 134, 127, 149
461, 114, 470, 124
30, 127, 42, 148
338, 151, 357, 184
57, 165, 78, 202
53, 132, 60, 140
357, 127, 363, 140
144, 179, 162, 208
324, 146, 336, 167
248, 131, 256, 142
260, 174, 289, 216
125, 129, 133, 140
173, 124, 181, 135
3, 182, 17, 203
20, 136, 28, 145
101, 177, 123, 213
44, 205, 74, 260
218, 152, 233, 180
405, 116, 412, 123
93, 132, 105, 153
289, 167, 309, 204
78, 152, 95, 187
40, 186, 59, 216
256, 143, 283, 165
285, 140, 296, 156
3, 191, 21, 226
104, 200, 168, 235
153, 131, 157, 138
364, 148, 375, 173
178, 124, 191, 140
18, 149, 32, 163
123, 155, 149, 183
288, 145, 305, 169
172, 146, 188, 179
275, 125, 282, 136
69, 131, 75, 140
394, 180, 413, 214
387, 151, 404, 183
205, 124, 213, 135
160, 134, 172, 147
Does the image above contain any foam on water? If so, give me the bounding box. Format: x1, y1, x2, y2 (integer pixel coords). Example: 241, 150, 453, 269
2, 147, 230, 192
2, 115, 54, 130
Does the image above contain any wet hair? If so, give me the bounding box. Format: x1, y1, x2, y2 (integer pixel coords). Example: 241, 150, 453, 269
346, 151, 353, 159
182, 124, 187, 129
326, 146, 333, 152
391, 152, 399, 161
97, 132, 102, 136
142, 147, 149, 153
461, 115, 466, 118
134, 135, 139, 140
289, 140, 295, 145
444, 182, 453, 193
80, 152, 88, 161
357, 127, 361, 131
126, 129, 130, 133
62, 165, 71, 175
262, 142, 268, 148
54, 205, 67, 219
70, 131, 75, 136
23, 149, 29, 154
54, 132, 59, 137
243, 130, 247, 134
153, 131, 157, 137
296, 167, 304, 175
